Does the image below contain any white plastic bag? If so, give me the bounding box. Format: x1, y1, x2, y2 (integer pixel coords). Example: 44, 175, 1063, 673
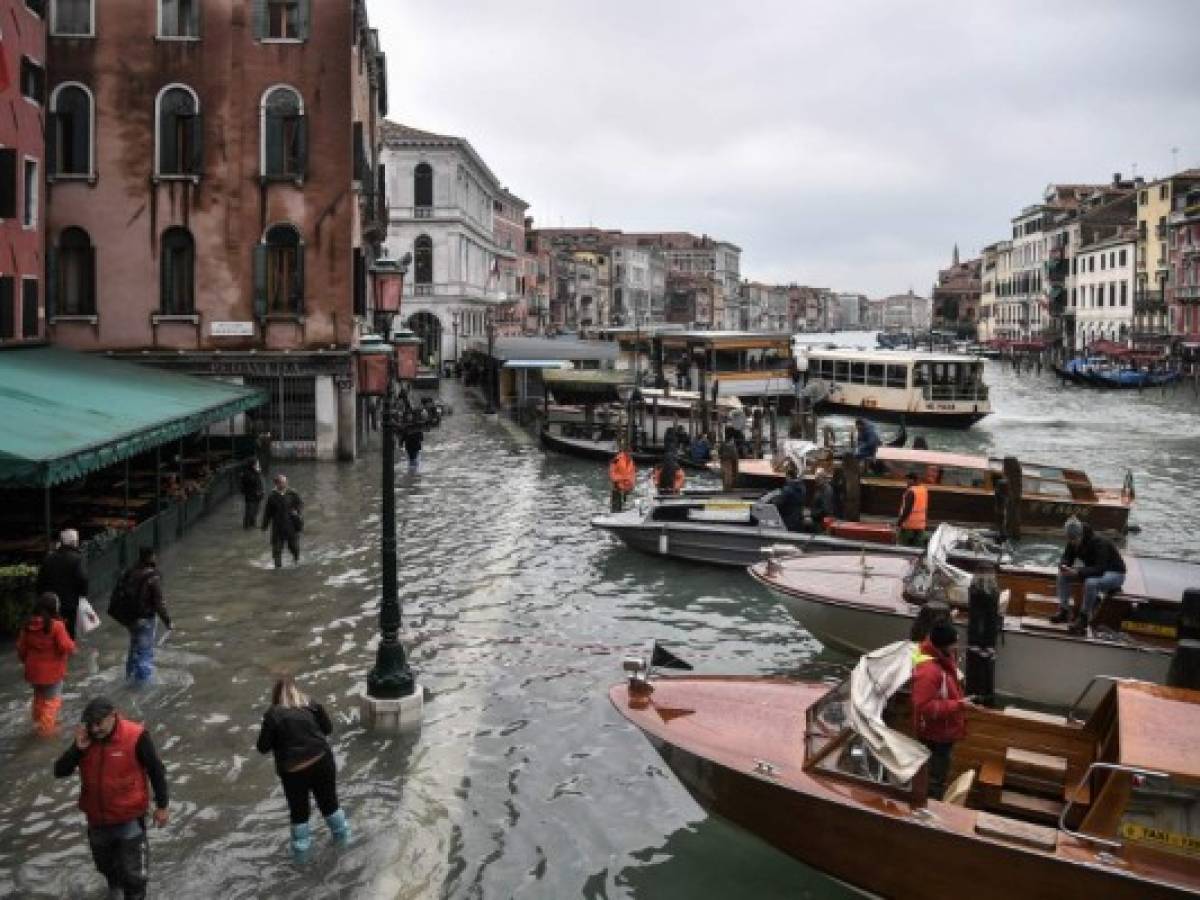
75, 598, 101, 635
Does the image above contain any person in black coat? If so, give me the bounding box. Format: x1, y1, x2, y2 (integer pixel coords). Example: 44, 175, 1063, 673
402, 427, 423, 470
36, 529, 89, 639
240, 459, 265, 530
773, 466, 808, 532
261, 474, 303, 568
256, 675, 348, 861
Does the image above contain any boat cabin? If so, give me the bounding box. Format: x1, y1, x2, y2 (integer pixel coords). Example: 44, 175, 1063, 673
870, 447, 1103, 503
651, 331, 796, 403
803, 672, 1200, 869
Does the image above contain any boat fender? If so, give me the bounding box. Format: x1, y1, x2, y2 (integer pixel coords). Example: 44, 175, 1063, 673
658, 529, 669, 555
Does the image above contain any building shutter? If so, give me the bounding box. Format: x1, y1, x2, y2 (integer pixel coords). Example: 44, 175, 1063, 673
294, 115, 307, 178
264, 113, 282, 176
0, 277, 14, 339
47, 113, 60, 176
0, 149, 16, 218
250, 0, 267, 39
296, 0, 311, 39
353, 249, 365, 317
45, 247, 58, 319
161, 241, 175, 313
84, 246, 97, 314
292, 243, 305, 313
253, 244, 268, 319
190, 113, 205, 175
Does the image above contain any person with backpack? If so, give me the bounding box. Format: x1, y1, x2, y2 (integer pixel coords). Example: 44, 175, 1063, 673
17, 592, 77, 736
262, 474, 304, 568
256, 675, 349, 861
110, 548, 172, 685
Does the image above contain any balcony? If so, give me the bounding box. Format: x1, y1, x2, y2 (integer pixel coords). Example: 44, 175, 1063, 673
1156, 222, 1168, 239
1177, 284, 1200, 302
415, 206, 433, 219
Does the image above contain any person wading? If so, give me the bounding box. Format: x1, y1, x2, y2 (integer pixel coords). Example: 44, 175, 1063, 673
262, 474, 304, 568
16, 592, 77, 736
403, 426, 424, 472
608, 447, 637, 512
54, 697, 170, 900
113, 547, 173, 685
36, 529, 89, 640
911, 622, 969, 800
896, 471, 929, 547
240, 458, 265, 530
256, 675, 350, 861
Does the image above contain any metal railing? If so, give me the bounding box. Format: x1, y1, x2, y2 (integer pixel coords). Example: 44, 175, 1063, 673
1065, 674, 1126, 723
1058, 761, 1171, 851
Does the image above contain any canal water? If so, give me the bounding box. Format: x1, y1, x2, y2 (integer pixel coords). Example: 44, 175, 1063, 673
2, 336, 1199, 899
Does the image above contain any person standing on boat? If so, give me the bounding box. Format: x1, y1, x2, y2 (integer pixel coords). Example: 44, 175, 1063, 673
911, 621, 968, 800
853, 418, 881, 463
1052, 517, 1126, 634
774, 463, 808, 531
896, 472, 929, 546
688, 432, 711, 464
653, 455, 686, 495
608, 448, 637, 512
719, 430, 740, 491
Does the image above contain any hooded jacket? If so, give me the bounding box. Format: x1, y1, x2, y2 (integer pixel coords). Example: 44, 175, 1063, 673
17, 616, 76, 685
911, 639, 966, 743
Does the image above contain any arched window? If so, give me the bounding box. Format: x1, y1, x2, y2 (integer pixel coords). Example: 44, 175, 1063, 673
414, 235, 433, 288
261, 86, 306, 179
160, 227, 195, 314
49, 83, 93, 177
156, 84, 202, 176
254, 223, 304, 316
414, 162, 433, 209
51, 227, 96, 316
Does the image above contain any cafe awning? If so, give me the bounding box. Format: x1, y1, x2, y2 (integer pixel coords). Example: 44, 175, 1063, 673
0, 347, 267, 489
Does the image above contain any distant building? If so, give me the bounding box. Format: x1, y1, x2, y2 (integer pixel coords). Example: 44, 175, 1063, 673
836, 292, 868, 329
0, 0, 47, 345
1168, 181, 1200, 346
930, 247, 981, 337
1140, 170, 1200, 347
664, 272, 718, 326
1073, 233, 1136, 348
381, 122, 527, 366
611, 244, 666, 325
876, 290, 931, 331
977, 240, 1012, 342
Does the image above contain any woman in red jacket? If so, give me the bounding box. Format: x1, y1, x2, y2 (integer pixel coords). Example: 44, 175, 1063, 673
16, 592, 77, 736
911, 621, 968, 800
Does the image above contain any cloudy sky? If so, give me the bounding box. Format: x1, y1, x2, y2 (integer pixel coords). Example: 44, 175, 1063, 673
369, 0, 1200, 297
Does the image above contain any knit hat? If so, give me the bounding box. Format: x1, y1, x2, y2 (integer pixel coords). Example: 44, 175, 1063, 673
929, 622, 958, 650
81, 697, 115, 725
1064, 516, 1083, 541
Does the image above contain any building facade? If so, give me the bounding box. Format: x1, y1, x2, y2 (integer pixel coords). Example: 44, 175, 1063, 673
611, 243, 665, 325
1139, 170, 1200, 346
0, 0, 48, 345
930, 247, 981, 337
1072, 234, 1135, 348
381, 122, 526, 366
44, 0, 386, 460
1169, 182, 1200, 344
876, 290, 931, 331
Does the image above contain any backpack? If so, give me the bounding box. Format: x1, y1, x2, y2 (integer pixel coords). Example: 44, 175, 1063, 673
108, 569, 146, 628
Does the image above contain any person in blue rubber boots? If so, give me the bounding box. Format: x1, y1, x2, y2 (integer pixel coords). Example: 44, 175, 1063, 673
256, 675, 349, 861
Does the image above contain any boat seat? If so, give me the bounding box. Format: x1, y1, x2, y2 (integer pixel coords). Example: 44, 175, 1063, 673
1023, 593, 1060, 619
975, 811, 1059, 852
996, 790, 1065, 826
1002, 707, 1069, 726
942, 768, 975, 807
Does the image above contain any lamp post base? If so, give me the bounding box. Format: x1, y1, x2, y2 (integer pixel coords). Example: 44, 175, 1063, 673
357, 684, 424, 734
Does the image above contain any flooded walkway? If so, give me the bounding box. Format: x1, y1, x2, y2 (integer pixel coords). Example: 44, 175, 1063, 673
2, 358, 1199, 898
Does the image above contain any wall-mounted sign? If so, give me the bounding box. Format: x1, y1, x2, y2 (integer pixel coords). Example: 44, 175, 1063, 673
211, 321, 255, 337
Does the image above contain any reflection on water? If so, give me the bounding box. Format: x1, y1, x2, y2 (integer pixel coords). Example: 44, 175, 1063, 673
1, 342, 1198, 898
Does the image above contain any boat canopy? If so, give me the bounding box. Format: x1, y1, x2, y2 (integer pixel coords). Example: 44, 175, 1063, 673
847, 641, 930, 783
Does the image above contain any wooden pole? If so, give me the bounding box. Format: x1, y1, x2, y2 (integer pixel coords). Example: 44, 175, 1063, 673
768, 404, 778, 452
651, 397, 658, 447
843, 456, 861, 522
1003, 456, 1022, 541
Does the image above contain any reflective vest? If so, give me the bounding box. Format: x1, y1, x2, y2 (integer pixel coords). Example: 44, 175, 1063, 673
902, 485, 928, 531
609, 454, 636, 493
78, 717, 150, 826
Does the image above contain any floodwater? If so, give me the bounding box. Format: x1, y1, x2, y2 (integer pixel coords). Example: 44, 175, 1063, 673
2, 333, 1199, 899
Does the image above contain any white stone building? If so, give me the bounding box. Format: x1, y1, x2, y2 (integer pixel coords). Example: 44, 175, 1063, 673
610, 244, 666, 325
380, 122, 526, 366
1072, 234, 1135, 348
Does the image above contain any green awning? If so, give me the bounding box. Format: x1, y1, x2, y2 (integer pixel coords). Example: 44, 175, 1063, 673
0, 347, 267, 488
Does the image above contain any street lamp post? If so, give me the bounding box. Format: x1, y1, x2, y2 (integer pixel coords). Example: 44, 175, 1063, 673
485, 308, 497, 415
359, 253, 423, 734
451, 309, 461, 372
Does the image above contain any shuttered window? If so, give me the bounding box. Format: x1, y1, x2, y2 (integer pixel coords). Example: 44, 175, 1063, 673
0, 278, 14, 340
0, 150, 16, 219
22, 278, 39, 337
252, 0, 310, 41
157, 86, 203, 176
262, 87, 306, 179
160, 227, 195, 314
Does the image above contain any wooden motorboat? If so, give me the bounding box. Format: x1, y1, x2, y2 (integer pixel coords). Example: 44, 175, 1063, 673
610, 655, 1200, 899
592, 496, 1001, 569
748, 535, 1199, 708
731, 445, 1134, 534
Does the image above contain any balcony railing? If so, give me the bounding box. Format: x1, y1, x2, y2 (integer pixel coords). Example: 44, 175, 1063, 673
406, 281, 510, 303
1177, 284, 1200, 302
1156, 223, 1168, 239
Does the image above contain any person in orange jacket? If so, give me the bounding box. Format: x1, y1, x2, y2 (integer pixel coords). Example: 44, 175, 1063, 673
16, 592, 77, 736
609, 448, 637, 512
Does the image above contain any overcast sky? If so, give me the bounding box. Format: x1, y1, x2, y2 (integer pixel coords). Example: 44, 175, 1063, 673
369, 0, 1200, 297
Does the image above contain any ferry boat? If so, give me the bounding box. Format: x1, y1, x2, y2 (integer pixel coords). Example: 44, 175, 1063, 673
611, 648, 1200, 899
652, 331, 797, 408
796, 347, 991, 428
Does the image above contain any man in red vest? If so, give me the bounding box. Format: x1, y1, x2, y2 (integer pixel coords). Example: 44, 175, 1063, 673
54, 698, 170, 900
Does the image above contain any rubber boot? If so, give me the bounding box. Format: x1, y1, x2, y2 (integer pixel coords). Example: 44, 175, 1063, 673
325, 809, 350, 846
290, 822, 312, 862
30, 694, 44, 734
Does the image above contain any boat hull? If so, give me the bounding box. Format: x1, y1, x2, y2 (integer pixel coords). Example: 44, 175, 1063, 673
816, 399, 989, 429
759, 585, 1171, 708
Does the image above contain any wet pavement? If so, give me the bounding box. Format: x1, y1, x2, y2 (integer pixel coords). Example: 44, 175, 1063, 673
2, 338, 1199, 898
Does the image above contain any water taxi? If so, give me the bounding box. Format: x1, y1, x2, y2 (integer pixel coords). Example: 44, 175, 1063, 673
611, 647, 1200, 899
796, 347, 991, 428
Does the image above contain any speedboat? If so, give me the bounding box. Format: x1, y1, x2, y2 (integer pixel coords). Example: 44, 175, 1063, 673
610, 644, 1200, 899
748, 527, 1199, 707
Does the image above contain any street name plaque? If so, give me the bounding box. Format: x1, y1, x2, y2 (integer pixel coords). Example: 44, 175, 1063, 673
211, 321, 255, 337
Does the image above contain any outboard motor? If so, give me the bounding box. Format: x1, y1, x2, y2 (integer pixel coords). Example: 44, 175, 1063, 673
965, 575, 1001, 705
1168, 589, 1200, 690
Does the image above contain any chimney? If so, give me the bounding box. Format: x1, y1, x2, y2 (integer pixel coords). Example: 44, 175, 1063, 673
1112, 172, 1122, 186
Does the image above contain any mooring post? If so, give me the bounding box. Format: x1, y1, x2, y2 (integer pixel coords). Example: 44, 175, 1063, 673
843, 456, 861, 522
1003, 456, 1023, 541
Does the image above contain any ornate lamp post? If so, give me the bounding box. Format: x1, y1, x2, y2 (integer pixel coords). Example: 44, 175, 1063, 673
359, 252, 423, 734
484, 307, 497, 415
451, 309, 461, 373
